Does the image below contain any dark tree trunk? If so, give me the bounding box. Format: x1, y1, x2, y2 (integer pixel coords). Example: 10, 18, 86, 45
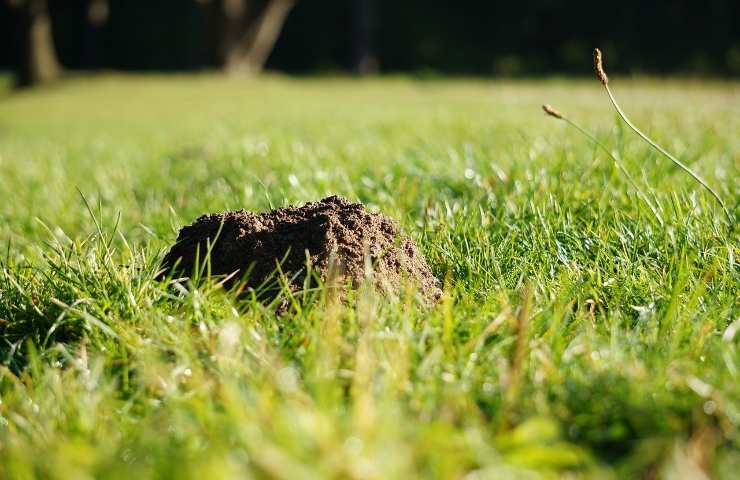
212, 0, 246, 66
225, 0, 295, 73
201, 0, 295, 73
9, 0, 61, 87
83, 0, 109, 69
351, 0, 377, 75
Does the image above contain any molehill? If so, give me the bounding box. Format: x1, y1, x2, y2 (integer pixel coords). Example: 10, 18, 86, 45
159, 196, 441, 302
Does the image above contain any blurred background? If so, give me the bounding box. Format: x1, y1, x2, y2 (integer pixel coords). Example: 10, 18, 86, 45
1, 0, 739, 87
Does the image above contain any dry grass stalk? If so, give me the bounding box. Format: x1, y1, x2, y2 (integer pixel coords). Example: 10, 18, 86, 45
542, 104, 563, 119
593, 48, 609, 85
592, 48, 732, 225
541, 103, 664, 225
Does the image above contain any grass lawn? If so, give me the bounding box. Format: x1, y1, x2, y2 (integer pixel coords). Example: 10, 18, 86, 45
0, 74, 738, 479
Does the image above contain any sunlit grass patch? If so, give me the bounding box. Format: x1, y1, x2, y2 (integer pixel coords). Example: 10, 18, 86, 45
0, 75, 738, 478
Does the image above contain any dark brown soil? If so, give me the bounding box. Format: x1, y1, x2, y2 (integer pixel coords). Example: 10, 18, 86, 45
159, 196, 441, 302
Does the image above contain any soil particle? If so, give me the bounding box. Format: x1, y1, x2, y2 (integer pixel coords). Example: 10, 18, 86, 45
159, 196, 441, 302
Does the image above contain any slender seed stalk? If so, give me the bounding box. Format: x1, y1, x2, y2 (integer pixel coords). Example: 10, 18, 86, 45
542, 105, 664, 225
593, 48, 732, 225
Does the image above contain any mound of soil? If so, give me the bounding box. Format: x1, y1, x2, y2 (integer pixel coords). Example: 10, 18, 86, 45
159, 196, 441, 302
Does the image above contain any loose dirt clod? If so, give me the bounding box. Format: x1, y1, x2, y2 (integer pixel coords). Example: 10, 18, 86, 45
159, 196, 441, 302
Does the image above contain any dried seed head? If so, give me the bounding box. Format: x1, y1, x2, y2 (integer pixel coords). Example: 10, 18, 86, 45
542, 104, 563, 119
593, 48, 609, 85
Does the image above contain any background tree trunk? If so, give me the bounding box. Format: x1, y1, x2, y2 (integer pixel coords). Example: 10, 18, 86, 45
84, 0, 109, 68
224, 0, 295, 74
216, 0, 248, 67
351, 0, 377, 75
9, 0, 61, 87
